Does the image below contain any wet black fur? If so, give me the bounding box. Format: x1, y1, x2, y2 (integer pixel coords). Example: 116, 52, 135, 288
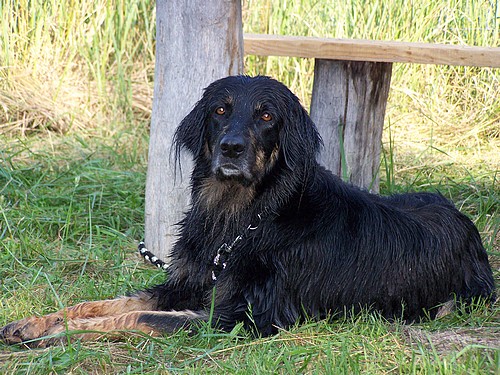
146, 75, 495, 336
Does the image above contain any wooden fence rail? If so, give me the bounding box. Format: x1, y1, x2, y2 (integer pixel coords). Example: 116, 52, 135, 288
244, 34, 500, 67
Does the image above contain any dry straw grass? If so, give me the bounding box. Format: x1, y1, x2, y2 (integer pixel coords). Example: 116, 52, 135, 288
0, 68, 89, 134
0, 0, 155, 135
0, 64, 154, 135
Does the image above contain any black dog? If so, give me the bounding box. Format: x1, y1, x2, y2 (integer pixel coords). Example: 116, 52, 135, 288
1, 75, 495, 347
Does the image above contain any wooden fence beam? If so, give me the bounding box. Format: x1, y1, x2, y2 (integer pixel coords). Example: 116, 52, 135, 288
244, 34, 500, 68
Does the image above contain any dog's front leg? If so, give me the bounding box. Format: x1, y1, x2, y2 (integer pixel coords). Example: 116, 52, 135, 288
0, 291, 157, 346
9, 310, 207, 348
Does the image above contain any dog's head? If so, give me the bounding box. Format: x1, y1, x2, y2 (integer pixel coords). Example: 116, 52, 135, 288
174, 76, 322, 208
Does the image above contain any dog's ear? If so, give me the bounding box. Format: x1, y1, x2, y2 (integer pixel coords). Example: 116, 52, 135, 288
279, 93, 323, 170
173, 98, 208, 159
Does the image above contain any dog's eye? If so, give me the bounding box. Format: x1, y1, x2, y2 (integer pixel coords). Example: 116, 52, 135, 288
261, 113, 272, 122
215, 107, 225, 115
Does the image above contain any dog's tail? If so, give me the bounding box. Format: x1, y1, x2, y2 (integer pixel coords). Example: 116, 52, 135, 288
138, 242, 168, 271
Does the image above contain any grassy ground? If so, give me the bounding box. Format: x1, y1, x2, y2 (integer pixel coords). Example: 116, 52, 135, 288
1, 0, 499, 373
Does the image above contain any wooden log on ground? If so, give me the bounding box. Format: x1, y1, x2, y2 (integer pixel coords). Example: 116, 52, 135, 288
146, 0, 244, 262
310, 59, 393, 192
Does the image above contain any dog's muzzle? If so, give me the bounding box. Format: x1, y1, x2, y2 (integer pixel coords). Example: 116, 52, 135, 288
213, 133, 254, 183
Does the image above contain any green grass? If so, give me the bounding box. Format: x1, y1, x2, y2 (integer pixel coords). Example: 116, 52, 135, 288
1, 0, 499, 373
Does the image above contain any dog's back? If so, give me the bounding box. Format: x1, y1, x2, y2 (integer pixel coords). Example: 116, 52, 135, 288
386, 191, 454, 208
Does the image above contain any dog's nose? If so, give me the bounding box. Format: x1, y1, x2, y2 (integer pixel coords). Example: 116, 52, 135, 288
220, 134, 245, 158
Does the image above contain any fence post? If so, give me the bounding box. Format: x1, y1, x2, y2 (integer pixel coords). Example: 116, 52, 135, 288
145, 0, 244, 262
310, 59, 392, 192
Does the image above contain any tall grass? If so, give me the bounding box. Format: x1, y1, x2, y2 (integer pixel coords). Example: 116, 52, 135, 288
0, 0, 499, 373
1, 0, 496, 169
0, 0, 155, 134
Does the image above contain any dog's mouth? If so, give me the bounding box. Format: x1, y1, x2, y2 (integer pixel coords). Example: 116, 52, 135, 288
214, 162, 254, 186
219, 164, 241, 177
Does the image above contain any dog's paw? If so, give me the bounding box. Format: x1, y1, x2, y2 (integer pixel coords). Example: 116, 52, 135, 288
1, 315, 64, 347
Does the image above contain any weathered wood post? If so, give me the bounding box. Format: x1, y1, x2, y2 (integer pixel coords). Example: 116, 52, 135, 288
146, 0, 244, 261
310, 60, 392, 193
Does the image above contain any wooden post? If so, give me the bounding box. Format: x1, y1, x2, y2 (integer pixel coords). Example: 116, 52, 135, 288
310, 59, 392, 192
146, 0, 243, 262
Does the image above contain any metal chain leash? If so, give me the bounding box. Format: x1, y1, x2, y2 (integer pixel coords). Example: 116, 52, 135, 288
211, 212, 264, 281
